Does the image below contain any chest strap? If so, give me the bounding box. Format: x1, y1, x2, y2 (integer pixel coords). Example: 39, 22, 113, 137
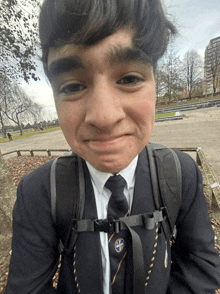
72, 207, 166, 234
68, 207, 166, 294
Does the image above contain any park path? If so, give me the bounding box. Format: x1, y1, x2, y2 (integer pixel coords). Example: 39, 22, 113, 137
0, 130, 70, 158
0, 106, 220, 182
151, 106, 220, 183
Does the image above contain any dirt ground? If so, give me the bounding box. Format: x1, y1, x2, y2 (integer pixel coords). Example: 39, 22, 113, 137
0, 106, 220, 293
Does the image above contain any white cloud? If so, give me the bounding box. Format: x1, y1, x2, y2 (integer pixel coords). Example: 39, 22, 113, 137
21, 81, 55, 108
197, 48, 205, 60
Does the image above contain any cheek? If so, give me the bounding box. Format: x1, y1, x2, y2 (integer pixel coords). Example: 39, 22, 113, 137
129, 94, 155, 130
56, 102, 82, 134
135, 103, 155, 136
136, 99, 155, 115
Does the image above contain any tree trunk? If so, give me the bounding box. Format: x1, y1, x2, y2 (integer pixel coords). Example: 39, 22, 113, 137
0, 112, 7, 138
19, 125, 23, 136
1, 129, 6, 139
213, 84, 216, 94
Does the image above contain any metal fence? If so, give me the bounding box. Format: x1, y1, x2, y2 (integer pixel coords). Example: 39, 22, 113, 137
2, 149, 71, 157
156, 98, 220, 114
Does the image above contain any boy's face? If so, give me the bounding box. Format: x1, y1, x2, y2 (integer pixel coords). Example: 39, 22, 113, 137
47, 28, 155, 174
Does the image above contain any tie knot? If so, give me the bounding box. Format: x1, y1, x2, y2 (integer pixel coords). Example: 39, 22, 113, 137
105, 175, 126, 194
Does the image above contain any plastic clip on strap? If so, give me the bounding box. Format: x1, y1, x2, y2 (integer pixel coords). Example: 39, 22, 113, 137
74, 208, 166, 233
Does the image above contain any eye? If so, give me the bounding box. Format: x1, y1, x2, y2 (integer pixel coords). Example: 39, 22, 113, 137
59, 83, 86, 95
118, 74, 145, 85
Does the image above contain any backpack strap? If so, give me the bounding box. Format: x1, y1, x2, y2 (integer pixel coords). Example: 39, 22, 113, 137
50, 145, 182, 294
51, 144, 182, 246
146, 143, 182, 241
50, 151, 85, 254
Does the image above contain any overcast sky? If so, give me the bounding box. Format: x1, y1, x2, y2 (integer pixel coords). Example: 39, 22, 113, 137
22, 0, 220, 118
164, 0, 220, 56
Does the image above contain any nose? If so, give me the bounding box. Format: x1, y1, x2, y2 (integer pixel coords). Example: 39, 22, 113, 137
85, 81, 126, 131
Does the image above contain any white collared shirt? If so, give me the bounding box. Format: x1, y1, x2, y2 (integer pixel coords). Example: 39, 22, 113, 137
86, 156, 138, 294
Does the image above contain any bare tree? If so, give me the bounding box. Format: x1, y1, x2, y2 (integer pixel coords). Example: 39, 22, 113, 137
0, 73, 11, 137
0, 110, 7, 138
182, 50, 203, 99
0, 107, 9, 138
3, 84, 43, 135
155, 64, 166, 105
27, 101, 43, 124
159, 48, 183, 104
191, 78, 204, 97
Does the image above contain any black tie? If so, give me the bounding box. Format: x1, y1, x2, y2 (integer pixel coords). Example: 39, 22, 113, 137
105, 175, 129, 293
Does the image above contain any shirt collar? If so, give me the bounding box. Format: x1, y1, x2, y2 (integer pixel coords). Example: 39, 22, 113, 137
86, 156, 138, 194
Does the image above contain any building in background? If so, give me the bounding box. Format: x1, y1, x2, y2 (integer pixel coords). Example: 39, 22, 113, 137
204, 36, 220, 95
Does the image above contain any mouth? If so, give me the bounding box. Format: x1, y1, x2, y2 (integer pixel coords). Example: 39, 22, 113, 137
87, 133, 130, 142
86, 134, 131, 150
90, 134, 130, 142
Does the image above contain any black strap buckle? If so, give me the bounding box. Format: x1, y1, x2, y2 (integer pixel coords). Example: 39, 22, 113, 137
72, 218, 77, 232
94, 219, 120, 234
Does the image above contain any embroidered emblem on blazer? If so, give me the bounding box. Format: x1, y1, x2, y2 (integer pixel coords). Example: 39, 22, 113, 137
115, 238, 124, 253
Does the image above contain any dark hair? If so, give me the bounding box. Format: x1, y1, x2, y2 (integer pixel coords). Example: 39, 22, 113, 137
39, 0, 177, 75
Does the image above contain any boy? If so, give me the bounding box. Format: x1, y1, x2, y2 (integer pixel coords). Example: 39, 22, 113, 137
5, 0, 220, 293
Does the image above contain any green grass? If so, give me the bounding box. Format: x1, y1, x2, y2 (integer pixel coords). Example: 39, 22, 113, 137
155, 112, 175, 119
0, 126, 61, 143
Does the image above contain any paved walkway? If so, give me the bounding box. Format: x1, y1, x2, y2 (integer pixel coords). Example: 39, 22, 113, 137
0, 106, 220, 182
151, 106, 220, 183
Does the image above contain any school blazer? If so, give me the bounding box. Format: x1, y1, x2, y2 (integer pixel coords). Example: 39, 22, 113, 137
5, 148, 220, 294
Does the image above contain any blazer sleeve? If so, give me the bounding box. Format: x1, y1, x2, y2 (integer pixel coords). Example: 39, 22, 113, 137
167, 151, 220, 293
5, 161, 59, 294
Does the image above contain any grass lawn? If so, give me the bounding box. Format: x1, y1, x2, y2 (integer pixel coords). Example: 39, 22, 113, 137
0, 127, 61, 143
155, 112, 175, 119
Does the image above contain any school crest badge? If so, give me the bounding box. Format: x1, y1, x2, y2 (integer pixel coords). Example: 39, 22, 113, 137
115, 238, 124, 253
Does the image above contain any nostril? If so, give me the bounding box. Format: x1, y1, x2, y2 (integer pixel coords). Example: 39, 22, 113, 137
85, 102, 125, 129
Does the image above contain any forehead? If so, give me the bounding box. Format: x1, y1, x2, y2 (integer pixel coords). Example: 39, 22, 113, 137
48, 28, 133, 66
47, 28, 153, 79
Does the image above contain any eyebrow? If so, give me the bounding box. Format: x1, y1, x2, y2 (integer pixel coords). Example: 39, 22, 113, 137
108, 46, 153, 67
48, 55, 85, 80
47, 46, 152, 80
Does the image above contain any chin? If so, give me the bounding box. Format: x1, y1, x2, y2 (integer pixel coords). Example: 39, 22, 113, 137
92, 157, 134, 174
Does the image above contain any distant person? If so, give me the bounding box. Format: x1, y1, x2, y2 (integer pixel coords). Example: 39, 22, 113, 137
7, 132, 12, 141
5, 0, 220, 293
